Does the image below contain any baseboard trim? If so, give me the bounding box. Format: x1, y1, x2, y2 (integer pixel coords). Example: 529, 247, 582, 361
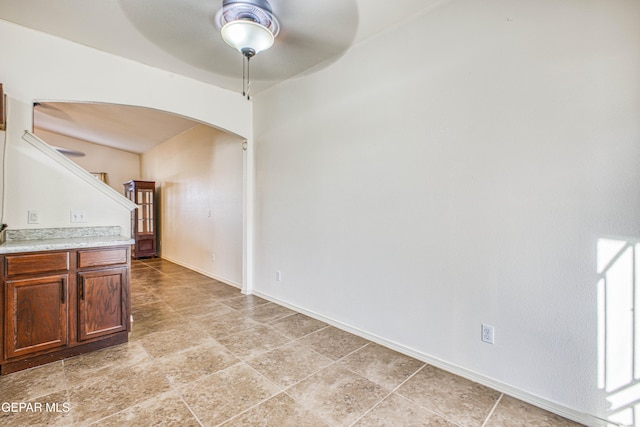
157, 255, 242, 289
251, 290, 611, 427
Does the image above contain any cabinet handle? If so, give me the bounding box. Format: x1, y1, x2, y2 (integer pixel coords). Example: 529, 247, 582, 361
80, 276, 85, 300
61, 277, 66, 304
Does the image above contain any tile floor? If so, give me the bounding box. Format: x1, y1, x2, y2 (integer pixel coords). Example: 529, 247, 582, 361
0, 258, 584, 426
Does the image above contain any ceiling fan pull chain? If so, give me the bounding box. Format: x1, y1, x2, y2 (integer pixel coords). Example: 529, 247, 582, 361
241, 55, 252, 100
245, 55, 251, 100
242, 55, 247, 97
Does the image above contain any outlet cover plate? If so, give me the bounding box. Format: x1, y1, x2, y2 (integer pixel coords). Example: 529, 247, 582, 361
28, 210, 40, 224
481, 324, 495, 344
70, 210, 87, 223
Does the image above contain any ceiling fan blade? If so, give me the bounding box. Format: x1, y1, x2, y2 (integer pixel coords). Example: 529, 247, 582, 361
34, 102, 72, 120
117, 0, 358, 82
53, 146, 86, 157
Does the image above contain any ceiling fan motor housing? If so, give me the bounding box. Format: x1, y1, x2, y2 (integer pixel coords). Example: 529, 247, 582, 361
222, 0, 273, 14
218, 0, 279, 37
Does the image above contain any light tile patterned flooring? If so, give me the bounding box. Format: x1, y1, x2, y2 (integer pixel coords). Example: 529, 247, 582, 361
0, 258, 584, 426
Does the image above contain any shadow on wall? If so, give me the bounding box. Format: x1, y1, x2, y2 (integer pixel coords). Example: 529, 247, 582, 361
597, 237, 640, 426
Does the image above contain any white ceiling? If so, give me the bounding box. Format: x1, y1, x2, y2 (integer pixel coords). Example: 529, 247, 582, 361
1, 0, 444, 153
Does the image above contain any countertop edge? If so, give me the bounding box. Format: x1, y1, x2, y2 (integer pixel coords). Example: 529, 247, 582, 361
0, 236, 135, 254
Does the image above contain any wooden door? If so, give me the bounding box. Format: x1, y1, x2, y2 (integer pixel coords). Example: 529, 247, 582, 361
77, 267, 127, 341
4, 274, 68, 359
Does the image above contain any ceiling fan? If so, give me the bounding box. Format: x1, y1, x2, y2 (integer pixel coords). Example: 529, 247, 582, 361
117, 0, 359, 96
217, 0, 282, 98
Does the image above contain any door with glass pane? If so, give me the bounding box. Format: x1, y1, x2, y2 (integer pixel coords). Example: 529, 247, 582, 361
123, 180, 157, 258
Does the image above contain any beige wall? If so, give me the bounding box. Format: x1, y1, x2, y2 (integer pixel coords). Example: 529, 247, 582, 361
142, 124, 244, 286
34, 129, 141, 193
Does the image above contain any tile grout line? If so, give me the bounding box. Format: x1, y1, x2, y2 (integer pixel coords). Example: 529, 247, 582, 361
129, 310, 208, 427
150, 328, 242, 427
71, 343, 177, 426
281, 389, 336, 427
175, 390, 206, 427
381, 364, 466, 427
481, 392, 504, 427
346, 360, 421, 427
226, 337, 372, 426
61, 359, 75, 426
214, 363, 288, 426
100, 306, 204, 426
237, 330, 336, 393
346, 362, 461, 427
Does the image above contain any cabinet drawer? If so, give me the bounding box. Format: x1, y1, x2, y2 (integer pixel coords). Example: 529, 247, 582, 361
5, 252, 70, 276
78, 248, 128, 268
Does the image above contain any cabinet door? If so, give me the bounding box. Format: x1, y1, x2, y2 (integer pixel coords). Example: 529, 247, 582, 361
4, 275, 68, 359
78, 267, 127, 341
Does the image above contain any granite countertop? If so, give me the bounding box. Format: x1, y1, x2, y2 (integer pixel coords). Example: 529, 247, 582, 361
0, 226, 134, 254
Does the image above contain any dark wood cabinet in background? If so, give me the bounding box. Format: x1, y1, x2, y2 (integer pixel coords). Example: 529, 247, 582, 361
1, 246, 130, 374
124, 180, 157, 259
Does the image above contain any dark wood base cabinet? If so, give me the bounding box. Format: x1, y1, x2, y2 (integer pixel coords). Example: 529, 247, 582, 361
0, 246, 130, 375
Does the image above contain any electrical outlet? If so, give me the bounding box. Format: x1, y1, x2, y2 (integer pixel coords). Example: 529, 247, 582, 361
28, 210, 40, 224
70, 210, 87, 223
481, 324, 495, 344
211, 253, 216, 262
276, 270, 282, 282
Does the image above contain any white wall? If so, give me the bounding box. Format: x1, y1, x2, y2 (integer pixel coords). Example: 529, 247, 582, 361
34, 129, 141, 193
252, 0, 640, 424
1, 97, 134, 232
0, 19, 252, 234
142, 125, 244, 286
0, 20, 251, 138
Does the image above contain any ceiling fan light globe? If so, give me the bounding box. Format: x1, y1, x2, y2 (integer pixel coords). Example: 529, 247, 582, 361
221, 20, 274, 55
